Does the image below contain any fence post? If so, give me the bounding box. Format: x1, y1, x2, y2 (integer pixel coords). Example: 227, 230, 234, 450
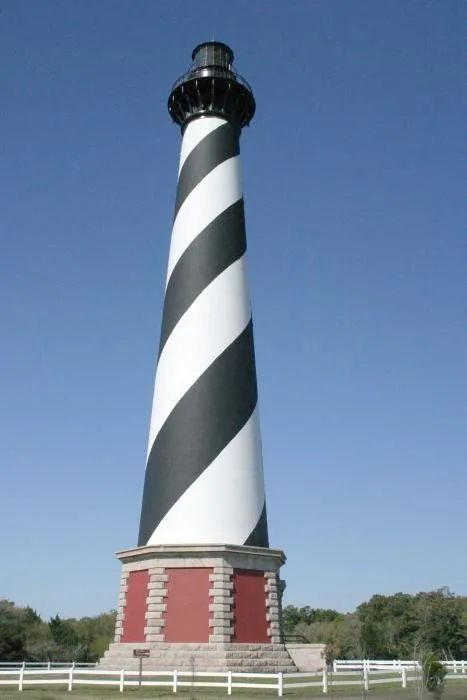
402, 667, 407, 688
323, 666, 328, 694
277, 671, 283, 697
363, 665, 369, 691
119, 669, 125, 693
172, 669, 178, 693
68, 666, 74, 691
462, 660, 465, 675
18, 667, 24, 692
47, 661, 51, 671
333, 659, 337, 673
227, 670, 232, 696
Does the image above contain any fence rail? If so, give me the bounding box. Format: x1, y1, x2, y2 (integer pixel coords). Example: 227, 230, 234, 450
333, 658, 467, 673
0, 662, 97, 669
0, 665, 466, 696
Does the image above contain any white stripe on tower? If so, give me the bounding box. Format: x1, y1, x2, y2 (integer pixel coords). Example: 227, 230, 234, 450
138, 42, 268, 548
147, 256, 251, 454
177, 116, 226, 173
166, 155, 242, 282
148, 407, 265, 545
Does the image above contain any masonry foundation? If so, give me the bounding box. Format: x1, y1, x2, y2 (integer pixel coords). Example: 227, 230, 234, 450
100, 544, 296, 673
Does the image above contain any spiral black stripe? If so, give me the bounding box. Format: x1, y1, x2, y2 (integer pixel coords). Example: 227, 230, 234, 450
159, 200, 246, 357
173, 122, 239, 220
244, 503, 269, 547
140, 115, 269, 549
138, 320, 258, 547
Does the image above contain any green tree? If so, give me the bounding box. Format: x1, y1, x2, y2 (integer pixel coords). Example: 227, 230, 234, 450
24, 620, 54, 661
282, 605, 342, 635
0, 600, 26, 660
71, 611, 116, 659
299, 614, 361, 661
49, 615, 79, 648
356, 589, 466, 659
414, 589, 466, 659
423, 652, 447, 700
0, 602, 116, 663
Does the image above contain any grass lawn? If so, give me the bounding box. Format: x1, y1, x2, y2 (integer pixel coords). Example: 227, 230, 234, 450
1, 682, 467, 699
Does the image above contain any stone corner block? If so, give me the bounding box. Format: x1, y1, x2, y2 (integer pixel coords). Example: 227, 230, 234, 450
209, 633, 232, 643
149, 573, 168, 582
147, 580, 167, 590
209, 602, 231, 613
145, 633, 165, 642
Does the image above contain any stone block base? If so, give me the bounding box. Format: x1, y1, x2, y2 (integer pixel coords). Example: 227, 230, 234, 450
99, 641, 296, 673
111, 543, 286, 645
101, 543, 296, 672
286, 643, 326, 672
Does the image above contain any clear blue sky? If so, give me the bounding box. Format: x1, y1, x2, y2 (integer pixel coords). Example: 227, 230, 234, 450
2, 0, 466, 620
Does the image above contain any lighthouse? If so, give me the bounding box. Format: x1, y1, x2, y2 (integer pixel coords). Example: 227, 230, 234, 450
139, 41, 267, 550
102, 42, 295, 673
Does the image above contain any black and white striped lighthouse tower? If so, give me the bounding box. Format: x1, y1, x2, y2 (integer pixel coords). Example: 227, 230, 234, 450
139, 41, 267, 551
103, 42, 295, 673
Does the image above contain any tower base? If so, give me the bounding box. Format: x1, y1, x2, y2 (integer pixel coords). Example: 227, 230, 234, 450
100, 544, 296, 673
100, 642, 296, 673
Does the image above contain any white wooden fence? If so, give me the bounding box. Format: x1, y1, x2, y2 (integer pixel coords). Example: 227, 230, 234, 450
333, 658, 467, 673
0, 665, 466, 696
0, 662, 96, 669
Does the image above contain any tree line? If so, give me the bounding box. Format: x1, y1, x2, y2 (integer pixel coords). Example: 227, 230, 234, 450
1, 587, 466, 662
282, 588, 467, 662
0, 600, 116, 662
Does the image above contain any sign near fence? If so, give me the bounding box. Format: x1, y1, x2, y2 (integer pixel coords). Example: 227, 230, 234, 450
132, 649, 150, 686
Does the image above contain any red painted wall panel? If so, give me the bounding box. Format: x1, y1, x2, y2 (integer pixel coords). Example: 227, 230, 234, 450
232, 569, 269, 643
120, 569, 149, 643
164, 568, 212, 642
